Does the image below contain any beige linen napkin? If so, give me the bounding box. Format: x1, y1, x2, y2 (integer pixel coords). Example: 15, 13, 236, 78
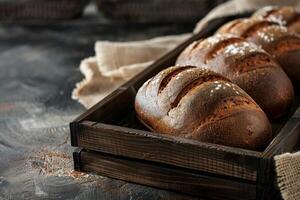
72, 1, 300, 199
72, 34, 190, 108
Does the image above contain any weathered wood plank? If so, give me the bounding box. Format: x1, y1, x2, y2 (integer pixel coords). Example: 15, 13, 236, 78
76, 149, 257, 200
75, 120, 260, 181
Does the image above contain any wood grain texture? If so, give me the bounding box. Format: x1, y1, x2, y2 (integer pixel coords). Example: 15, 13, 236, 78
77, 149, 257, 200
264, 118, 300, 157
76, 120, 260, 181
295, 107, 300, 118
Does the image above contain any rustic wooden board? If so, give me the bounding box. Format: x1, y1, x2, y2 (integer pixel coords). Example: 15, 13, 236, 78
75, 149, 257, 200
75, 120, 260, 181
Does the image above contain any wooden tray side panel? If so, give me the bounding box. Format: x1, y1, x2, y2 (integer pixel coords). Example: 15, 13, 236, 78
264, 118, 300, 158
77, 150, 257, 200
75, 121, 260, 182
257, 109, 300, 199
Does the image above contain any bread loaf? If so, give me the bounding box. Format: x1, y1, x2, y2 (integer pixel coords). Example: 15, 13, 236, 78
252, 6, 300, 34
135, 66, 272, 150
217, 18, 300, 84
176, 34, 294, 119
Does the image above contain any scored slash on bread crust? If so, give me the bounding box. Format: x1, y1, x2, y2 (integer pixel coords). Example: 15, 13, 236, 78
240, 21, 279, 38
265, 35, 300, 55
169, 74, 227, 109
230, 52, 277, 73
158, 66, 195, 93
217, 17, 300, 84
205, 37, 245, 62
187, 95, 259, 135
176, 33, 294, 119
252, 6, 300, 33
135, 66, 272, 150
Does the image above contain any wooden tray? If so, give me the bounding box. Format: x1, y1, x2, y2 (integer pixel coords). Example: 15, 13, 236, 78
70, 13, 300, 200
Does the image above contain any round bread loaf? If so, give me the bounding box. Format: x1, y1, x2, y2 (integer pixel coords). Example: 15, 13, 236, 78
176, 34, 294, 119
217, 18, 300, 84
252, 6, 300, 34
135, 66, 272, 150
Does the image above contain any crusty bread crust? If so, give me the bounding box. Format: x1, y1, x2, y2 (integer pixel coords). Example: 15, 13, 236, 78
135, 66, 272, 150
176, 34, 294, 118
252, 6, 300, 34
217, 18, 300, 84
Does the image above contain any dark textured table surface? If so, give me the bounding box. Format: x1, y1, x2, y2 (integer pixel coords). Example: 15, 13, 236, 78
0, 4, 202, 200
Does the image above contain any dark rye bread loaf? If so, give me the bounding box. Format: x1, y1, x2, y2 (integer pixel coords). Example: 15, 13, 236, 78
217, 18, 300, 84
176, 34, 294, 119
252, 6, 300, 34
135, 66, 272, 150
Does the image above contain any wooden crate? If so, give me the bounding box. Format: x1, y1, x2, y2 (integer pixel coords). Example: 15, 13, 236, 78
70, 13, 300, 200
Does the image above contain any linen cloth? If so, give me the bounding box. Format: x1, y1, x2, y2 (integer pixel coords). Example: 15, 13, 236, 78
72, 1, 300, 199
72, 34, 190, 108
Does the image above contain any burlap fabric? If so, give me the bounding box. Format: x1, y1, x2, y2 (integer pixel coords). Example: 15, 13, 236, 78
274, 152, 300, 200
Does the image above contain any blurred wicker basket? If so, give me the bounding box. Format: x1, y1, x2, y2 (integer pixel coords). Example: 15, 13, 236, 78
0, 0, 90, 20
96, 0, 228, 23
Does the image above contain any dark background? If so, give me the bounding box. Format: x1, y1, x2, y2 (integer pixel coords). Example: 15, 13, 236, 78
0, 1, 210, 200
